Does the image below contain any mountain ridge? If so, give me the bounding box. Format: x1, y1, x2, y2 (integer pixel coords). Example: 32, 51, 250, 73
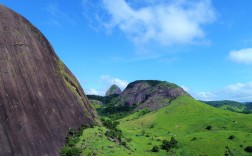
111, 80, 189, 111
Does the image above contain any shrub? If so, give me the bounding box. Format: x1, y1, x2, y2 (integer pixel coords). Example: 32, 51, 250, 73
228, 135, 235, 140
121, 141, 127, 146
161, 137, 178, 151
244, 146, 252, 153
105, 129, 122, 140
101, 118, 119, 130
102, 118, 124, 143
149, 123, 155, 129
191, 137, 197, 141
169, 137, 178, 148
60, 146, 82, 156
141, 129, 146, 136
151, 145, 159, 152
205, 125, 212, 130
126, 138, 132, 142
139, 108, 150, 116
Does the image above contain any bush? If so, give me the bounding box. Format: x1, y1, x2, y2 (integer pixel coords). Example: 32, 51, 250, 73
105, 129, 122, 140
60, 146, 82, 156
149, 123, 155, 129
121, 141, 127, 146
161, 137, 178, 151
228, 135, 235, 140
126, 138, 132, 142
151, 145, 159, 152
141, 129, 146, 136
169, 137, 178, 148
101, 118, 119, 130
60, 125, 91, 155
102, 118, 124, 143
244, 146, 252, 153
139, 108, 150, 116
191, 137, 197, 141
205, 125, 212, 130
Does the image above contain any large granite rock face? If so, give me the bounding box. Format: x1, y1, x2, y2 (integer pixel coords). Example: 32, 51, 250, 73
105, 84, 122, 96
0, 5, 96, 156
113, 80, 189, 111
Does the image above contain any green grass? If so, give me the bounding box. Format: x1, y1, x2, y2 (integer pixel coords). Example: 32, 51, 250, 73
220, 104, 246, 113
118, 96, 252, 155
68, 96, 252, 155
74, 126, 134, 156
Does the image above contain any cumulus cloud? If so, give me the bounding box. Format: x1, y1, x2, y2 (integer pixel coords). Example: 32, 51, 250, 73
100, 75, 128, 89
83, 0, 216, 46
85, 75, 128, 96
191, 81, 252, 102
86, 88, 100, 95
229, 48, 252, 64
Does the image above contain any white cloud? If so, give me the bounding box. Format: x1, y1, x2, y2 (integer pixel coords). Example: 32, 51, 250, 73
86, 88, 100, 95
85, 75, 128, 96
84, 0, 216, 46
229, 48, 252, 64
100, 75, 128, 89
181, 85, 190, 92
191, 81, 252, 102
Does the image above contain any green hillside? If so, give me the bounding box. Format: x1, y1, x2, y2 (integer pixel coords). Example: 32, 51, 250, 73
61, 96, 252, 156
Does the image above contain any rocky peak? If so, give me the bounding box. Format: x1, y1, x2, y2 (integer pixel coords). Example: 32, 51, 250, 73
114, 80, 189, 111
105, 84, 122, 96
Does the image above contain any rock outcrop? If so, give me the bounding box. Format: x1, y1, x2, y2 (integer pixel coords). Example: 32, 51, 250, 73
105, 84, 122, 96
0, 5, 97, 156
113, 80, 189, 111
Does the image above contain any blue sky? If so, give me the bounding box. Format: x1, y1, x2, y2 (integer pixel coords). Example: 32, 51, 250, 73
1, 0, 252, 102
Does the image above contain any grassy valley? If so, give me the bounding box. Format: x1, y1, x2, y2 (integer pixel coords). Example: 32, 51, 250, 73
61, 95, 252, 156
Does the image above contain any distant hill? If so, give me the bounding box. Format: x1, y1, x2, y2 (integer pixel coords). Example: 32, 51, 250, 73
105, 84, 122, 96
244, 102, 252, 113
87, 80, 189, 120
203, 100, 252, 114
111, 80, 189, 111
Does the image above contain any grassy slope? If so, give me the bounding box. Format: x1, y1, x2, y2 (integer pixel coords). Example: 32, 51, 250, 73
118, 96, 252, 156
76, 96, 252, 155
75, 127, 134, 156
